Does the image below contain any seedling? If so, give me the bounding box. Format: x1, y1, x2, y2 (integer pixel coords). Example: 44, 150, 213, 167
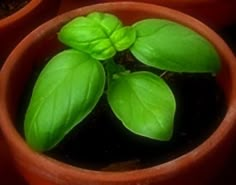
24, 12, 220, 152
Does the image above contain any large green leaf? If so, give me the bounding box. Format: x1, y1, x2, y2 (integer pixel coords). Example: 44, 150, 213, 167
108, 71, 176, 141
24, 49, 105, 151
130, 19, 220, 73
58, 12, 136, 60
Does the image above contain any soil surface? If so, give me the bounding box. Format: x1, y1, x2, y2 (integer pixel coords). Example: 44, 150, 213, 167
0, 0, 29, 19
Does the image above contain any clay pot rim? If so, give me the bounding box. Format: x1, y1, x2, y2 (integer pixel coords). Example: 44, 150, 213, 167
151, 0, 223, 2
1, 2, 236, 183
0, 0, 41, 28
103, 0, 224, 6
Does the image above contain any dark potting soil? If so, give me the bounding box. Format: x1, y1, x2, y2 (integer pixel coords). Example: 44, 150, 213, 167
17, 55, 226, 171
0, 0, 29, 19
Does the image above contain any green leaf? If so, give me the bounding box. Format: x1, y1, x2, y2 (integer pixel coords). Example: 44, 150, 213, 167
108, 71, 176, 141
24, 49, 105, 151
58, 12, 136, 60
130, 19, 220, 73
110, 26, 136, 51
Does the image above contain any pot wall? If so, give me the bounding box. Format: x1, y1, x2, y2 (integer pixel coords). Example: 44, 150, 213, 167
58, 0, 100, 14
0, 0, 61, 68
100, 0, 236, 30
1, 2, 236, 185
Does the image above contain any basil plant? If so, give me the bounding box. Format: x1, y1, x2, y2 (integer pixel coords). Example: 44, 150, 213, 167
24, 12, 220, 151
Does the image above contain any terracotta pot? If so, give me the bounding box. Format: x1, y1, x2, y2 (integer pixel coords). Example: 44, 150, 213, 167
0, 139, 27, 185
1, 2, 236, 185
100, 0, 236, 30
58, 0, 100, 14
0, 0, 61, 67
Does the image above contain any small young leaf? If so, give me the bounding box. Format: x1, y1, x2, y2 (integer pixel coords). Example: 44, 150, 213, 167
130, 19, 220, 73
110, 26, 136, 51
58, 12, 136, 60
108, 71, 176, 141
24, 49, 105, 151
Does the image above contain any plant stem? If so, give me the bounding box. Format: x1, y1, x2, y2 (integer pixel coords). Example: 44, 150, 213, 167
103, 58, 129, 89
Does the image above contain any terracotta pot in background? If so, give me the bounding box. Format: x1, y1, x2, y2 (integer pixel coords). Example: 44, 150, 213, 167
101, 0, 236, 30
0, 0, 61, 67
1, 2, 236, 185
58, 0, 100, 14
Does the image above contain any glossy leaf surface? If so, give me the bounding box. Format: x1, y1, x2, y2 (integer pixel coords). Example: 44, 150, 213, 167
24, 50, 105, 151
108, 71, 176, 141
58, 12, 136, 60
131, 19, 220, 73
